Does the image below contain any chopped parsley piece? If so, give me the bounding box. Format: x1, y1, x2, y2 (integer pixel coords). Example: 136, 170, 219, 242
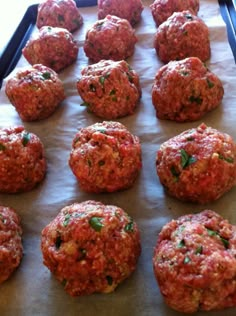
177, 239, 185, 248
170, 165, 180, 180
184, 256, 191, 264
99, 73, 109, 86
206, 78, 214, 88
89, 83, 96, 92
80, 101, 90, 107
106, 275, 113, 286
218, 153, 234, 163
96, 21, 104, 30
207, 228, 229, 248
180, 71, 189, 76
195, 245, 203, 254
63, 214, 71, 227
109, 89, 116, 95
89, 216, 104, 232
98, 160, 105, 166
22, 132, 31, 146
55, 236, 62, 249
185, 13, 193, 20
124, 220, 134, 232
58, 14, 65, 22
0, 143, 6, 151
189, 95, 202, 104
41, 72, 51, 80
180, 149, 197, 168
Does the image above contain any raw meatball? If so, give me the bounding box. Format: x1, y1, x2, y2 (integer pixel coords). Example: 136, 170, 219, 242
5, 64, 65, 121
0, 206, 23, 284
22, 26, 78, 72
97, 0, 144, 26
77, 59, 141, 119
84, 15, 137, 62
36, 0, 83, 32
0, 126, 47, 193
152, 57, 224, 122
153, 210, 236, 313
69, 121, 142, 193
150, 0, 199, 26
154, 10, 210, 63
41, 200, 141, 296
156, 123, 236, 203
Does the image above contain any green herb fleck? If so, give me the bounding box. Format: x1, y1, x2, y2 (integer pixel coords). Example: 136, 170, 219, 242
98, 160, 105, 166
61, 279, 67, 287
89, 84, 96, 92
89, 216, 104, 232
58, 14, 65, 22
185, 13, 193, 20
63, 214, 71, 227
0, 143, 6, 151
87, 159, 92, 167
124, 220, 134, 232
189, 95, 202, 104
170, 165, 180, 180
80, 101, 90, 107
180, 71, 189, 76
180, 149, 197, 168
206, 78, 214, 88
106, 275, 113, 286
41, 72, 51, 80
218, 154, 234, 163
55, 236, 62, 249
22, 132, 31, 146
99, 73, 109, 86
184, 256, 191, 264
207, 228, 229, 249
109, 89, 116, 95
177, 239, 185, 248
195, 245, 203, 254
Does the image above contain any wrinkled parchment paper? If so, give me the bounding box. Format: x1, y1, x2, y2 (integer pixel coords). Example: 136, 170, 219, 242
0, 1, 236, 315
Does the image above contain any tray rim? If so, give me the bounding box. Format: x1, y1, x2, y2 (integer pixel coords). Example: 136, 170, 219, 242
0, 0, 235, 89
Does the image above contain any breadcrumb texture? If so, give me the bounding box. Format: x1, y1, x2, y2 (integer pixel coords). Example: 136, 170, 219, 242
153, 210, 236, 313
0, 206, 23, 284
41, 200, 141, 296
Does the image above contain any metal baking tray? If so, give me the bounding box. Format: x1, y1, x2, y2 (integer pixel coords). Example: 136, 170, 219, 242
219, 0, 236, 62
0, 0, 97, 89
0, 0, 235, 89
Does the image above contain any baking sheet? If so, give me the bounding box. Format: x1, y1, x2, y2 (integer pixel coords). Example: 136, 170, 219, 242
0, 0, 236, 315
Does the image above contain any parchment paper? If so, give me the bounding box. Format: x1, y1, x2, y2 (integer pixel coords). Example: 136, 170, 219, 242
0, 1, 236, 315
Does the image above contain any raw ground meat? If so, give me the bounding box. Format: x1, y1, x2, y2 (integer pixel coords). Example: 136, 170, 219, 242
41, 200, 141, 296
77, 59, 141, 119
153, 210, 236, 313
156, 123, 236, 203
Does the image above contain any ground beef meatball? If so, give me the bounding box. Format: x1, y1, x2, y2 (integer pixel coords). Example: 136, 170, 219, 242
41, 200, 141, 296
97, 0, 144, 26
69, 121, 142, 193
5, 64, 65, 121
84, 15, 137, 62
22, 26, 78, 72
153, 210, 236, 313
36, 0, 83, 32
156, 123, 236, 203
150, 0, 199, 26
77, 59, 141, 119
154, 10, 210, 63
152, 57, 224, 122
0, 206, 23, 284
0, 126, 47, 193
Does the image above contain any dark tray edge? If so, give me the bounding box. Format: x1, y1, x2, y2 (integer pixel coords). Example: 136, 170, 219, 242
0, 0, 235, 89
218, 0, 236, 62
0, 0, 97, 89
